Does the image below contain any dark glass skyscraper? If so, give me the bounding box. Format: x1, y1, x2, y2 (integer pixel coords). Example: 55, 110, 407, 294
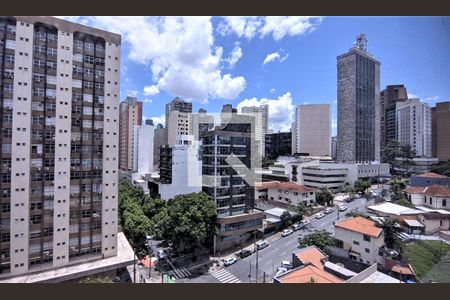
337, 34, 381, 163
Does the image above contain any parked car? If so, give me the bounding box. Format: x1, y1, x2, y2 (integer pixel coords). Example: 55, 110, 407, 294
282, 229, 293, 237
338, 205, 348, 212
324, 207, 334, 214
223, 257, 237, 266
315, 213, 325, 219
113, 276, 121, 283
157, 249, 167, 259
145, 235, 154, 241
238, 249, 252, 258
292, 223, 302, 231
275, 267, 289, 277
299, 220, 311, 228
345, 197, 355, 203
280, 261, 292, 269
256, 240, 269, 250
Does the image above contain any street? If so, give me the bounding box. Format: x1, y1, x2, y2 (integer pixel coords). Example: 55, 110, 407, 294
182, 196, 372, 283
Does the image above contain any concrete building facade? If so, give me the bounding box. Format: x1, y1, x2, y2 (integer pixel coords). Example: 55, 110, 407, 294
380, 85, 408, 147
294, 104, 331, 157
432, 101, 450, 161
152, 123, 165, 169
242, 105, 269, 157
119, 96, 142, 172
0, 16, 120, 278
395, 99, 432, 157
265, 132, 292, 160
132, 119, 154, 177
164, 97, 192, 145
337, 34, 380, 163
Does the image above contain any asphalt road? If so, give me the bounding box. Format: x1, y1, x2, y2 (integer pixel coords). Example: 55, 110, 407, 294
183, 196, 372, 283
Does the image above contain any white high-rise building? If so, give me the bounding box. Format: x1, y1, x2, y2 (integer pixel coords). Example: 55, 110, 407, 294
241, 104, 269, 157
0, 16, 121, 278
159, 135, 202, 200
132, 120, 154, 177
294, 104, 331, 157
396, 99, 432, 157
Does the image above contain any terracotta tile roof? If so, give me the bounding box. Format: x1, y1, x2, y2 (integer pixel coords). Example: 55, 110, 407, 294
335, 217, 382, 238
294, 246, 327, 269
277, 265, 343, 283
416, 172, 448, 179
404, 184, 450, 197
391, 265, 414, 275
255, 181, 317, 193
420, 212, 450, 220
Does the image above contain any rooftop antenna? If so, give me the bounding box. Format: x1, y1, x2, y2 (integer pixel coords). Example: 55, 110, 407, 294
355, 33, 368, 52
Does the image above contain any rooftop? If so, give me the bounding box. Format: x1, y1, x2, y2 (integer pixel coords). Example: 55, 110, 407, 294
294, 246, 327, 269
404, 184, 450, 197
420, 212, 450, 220
335, 217, 383, 238
264, 207, 291, 218
415, 172, 448, 179
403, 219, 425, 227
367, 202, 423, 216
276, 265, 343, 283
255, 181, 317, 193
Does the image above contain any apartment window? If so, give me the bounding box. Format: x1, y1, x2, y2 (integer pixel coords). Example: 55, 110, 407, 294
83, 81, 93, 89
84, 55, 95, 64
74, 39, 83, 49
353, 241, 360, 246
95, 44, 105, 52
443, 199, 447, 207
47, 48, 57, 57
3, 54, 14, 65
95, 57, 105, 66
3, 84, 13, 94
85, 42, 94, 51
94, 82, 104, 91
72, 79, 82, 89
73, 53, 83, 62
365, 248, 370, 253
5, 39, 16, 50
34, 59, 46, 69
363, 235, 371, 242
2, 69, 14, 79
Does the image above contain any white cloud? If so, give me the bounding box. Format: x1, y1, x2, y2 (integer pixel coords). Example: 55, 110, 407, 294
408, 93, 419, 99
143, 85, 160, 96
425, 95, 439, 102
270, 88, 276, 94
150, 114, 166, 126
58, 16, 246, 102
125, 89, 138, 97
218, 16, 324, 41
143, 99, 153, 104
263, 51, 289, 65
225, 42, 243, 68
237, 92, 294, 132
332, 119, 337, 129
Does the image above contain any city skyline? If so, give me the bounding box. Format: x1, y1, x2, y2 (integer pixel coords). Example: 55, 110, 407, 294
57, 16, 450, 136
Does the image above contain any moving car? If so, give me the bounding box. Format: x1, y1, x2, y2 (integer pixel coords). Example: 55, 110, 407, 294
315, 213, 325, 219
281, 261, 292, 269
292, 223, 302, 231
299, 220, 311, 228
338, 205, 348, 212
238, 249, 252, 258
324, 207, 334, 214
223, 257, 237, 266
256, 240, 269, 250
282, 229, 293, 237
345, 197, 355, 203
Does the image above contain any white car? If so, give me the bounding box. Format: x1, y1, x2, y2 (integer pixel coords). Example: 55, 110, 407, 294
256, 240, 269, 250
315, 213, 325, 219
338, 205, 348, 212
281, 229, 293, 237
299, 220, 311, 228
223, 257, 237, 266
324, 207, 334, 214
281, 261, 292, 269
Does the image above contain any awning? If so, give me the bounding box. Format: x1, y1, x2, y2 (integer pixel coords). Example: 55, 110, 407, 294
404, 219, 425, 227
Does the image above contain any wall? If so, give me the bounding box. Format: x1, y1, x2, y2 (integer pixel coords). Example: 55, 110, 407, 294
267, 188, 315, 206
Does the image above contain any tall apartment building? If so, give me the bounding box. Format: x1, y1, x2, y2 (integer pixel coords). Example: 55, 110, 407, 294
331, 136, 337, 159
291, 122, 296, 155
396, 99, 432, 157
241, 104, 269, 157
380, 85, 408, 147
0, 16, 120, 277
265, 132, 292, 160
201, 107, 264, 251
152, 123, 165, 168
190, 108, 214, 141
119, 96, 142, 172
132, 119, 154, 177
337, 34, 381, 163
293, 104, 331, 157
432, 102, 450, 161
164, 97, 192, 145
158, 135, 202, 201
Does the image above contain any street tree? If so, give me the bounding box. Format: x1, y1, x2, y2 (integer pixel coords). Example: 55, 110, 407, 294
298, 230, 335, 250
395, 198, 414, 208
153, 192, 218, 254
296, 202, 312, 221
376, 218, 403, 253
122, 199, 152, 244
316, 188, 334, 206
381, 140, 416, 175
430, 159, 450, 176
354, 179, 371, 195
280, 211, 293, 228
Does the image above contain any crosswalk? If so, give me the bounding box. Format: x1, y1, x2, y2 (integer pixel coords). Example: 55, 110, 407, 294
211, 269, 242, 283
168, 267, 191, 279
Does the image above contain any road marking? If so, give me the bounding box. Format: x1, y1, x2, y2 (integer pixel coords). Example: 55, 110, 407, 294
211, 269, 242, 284
265, 261, 272, 266
281, 251, 287, 256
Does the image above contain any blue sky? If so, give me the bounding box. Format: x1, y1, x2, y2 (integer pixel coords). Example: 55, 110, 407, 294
60, 16, 450, 135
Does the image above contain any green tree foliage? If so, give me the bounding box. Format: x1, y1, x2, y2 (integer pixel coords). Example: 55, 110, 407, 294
430, 159, 450, 177
298, 230, 335, 250
345, 210, 371, 219
280, 211, 293, 228
296, 202, 312, 221
376, 218, 403, 253
381, 140, 416, 175
316, 188, 334, 206
395, 198, 414, 208
261, 157, 276, 168
354, 179, 371, 195
142, 196, 166, 220
153, 192, 218, 254
122, 199, 152, 244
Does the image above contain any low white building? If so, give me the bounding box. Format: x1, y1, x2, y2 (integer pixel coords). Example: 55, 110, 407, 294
255, 181, 316, 206
404, 184, 450, 210
159, 135, 202, 201
334, 217, 385, 265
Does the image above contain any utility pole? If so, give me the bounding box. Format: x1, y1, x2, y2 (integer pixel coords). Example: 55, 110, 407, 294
133, 248, 136, 283
255, 245, 259, 283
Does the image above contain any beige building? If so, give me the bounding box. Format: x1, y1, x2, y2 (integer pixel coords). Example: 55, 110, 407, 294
417, 213, 450, 234
334, 217, 385, 265
167, 109, 191, 146
294, 104, 331, 157
255, 181, 316, 206
404, 185, 450, 210
119, 96, 142, 172
241, 105, 269, 157
0, 16, 120, 278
